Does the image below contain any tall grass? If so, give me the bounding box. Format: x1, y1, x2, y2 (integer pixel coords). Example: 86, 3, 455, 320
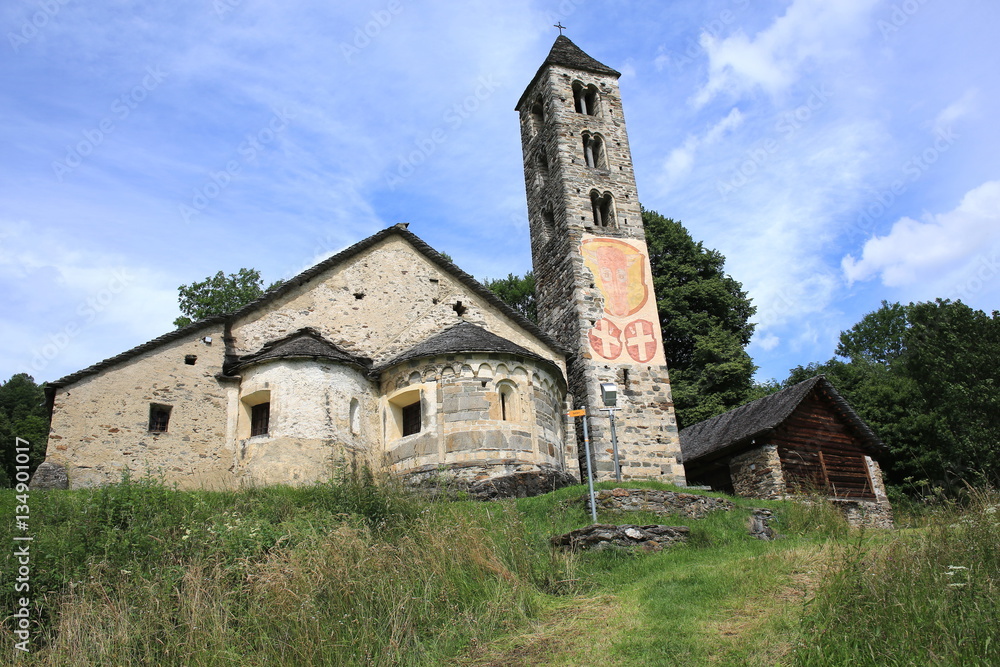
0, 471, 549, 665
796, 488, 1000, 665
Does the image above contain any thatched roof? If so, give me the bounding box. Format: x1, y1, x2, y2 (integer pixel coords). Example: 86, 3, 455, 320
680, 376, 885, 466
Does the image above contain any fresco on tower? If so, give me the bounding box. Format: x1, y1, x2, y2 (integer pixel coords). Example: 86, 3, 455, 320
581, 236, 667, 366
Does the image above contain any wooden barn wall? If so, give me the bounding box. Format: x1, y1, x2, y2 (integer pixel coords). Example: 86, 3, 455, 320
773, 391, 875, 499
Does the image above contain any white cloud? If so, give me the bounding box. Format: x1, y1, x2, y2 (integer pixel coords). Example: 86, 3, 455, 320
659, 108, 743, 187
756, 333, 780, 351
842, 180, 1000, 287
693, 0, 879, 107
0, 220, 178, 382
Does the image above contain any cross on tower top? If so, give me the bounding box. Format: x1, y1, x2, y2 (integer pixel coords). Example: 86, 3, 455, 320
553, 22, 566, 35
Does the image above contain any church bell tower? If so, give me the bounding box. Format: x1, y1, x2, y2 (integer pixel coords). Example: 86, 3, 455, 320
515, 35, 685, 483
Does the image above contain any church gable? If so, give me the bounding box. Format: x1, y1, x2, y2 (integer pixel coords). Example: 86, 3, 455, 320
229, 225, 565, 371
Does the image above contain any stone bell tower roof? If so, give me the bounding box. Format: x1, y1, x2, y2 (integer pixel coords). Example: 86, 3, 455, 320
516, 35, 620, 110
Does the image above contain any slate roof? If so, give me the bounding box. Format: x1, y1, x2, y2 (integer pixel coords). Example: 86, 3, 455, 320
226, 328, 370, 373
379, 321, 563, 380
516, 35, 621, 110
45, 224, 566, 393
680, 376, 885, 466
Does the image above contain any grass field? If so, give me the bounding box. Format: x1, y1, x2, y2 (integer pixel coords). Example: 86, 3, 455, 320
1, 472, 997, 665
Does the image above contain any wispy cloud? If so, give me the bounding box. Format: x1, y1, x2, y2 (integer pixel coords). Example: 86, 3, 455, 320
692, 0, 880, 107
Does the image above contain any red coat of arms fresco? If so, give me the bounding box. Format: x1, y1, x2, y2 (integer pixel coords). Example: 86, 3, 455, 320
582, 237, 664, 365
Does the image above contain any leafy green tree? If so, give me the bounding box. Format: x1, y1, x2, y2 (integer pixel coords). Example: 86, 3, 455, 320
174, 268, 281, 327
0, 373, 49, 486
788, 299, 1000, 494
643, 208, 757, 427
484, 272, 537, 323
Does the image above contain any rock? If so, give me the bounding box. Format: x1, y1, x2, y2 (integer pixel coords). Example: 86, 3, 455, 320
29, 462, 69, 490
583, 488, 735, 518
749, 508, 778, 540
551, 523, 690, 552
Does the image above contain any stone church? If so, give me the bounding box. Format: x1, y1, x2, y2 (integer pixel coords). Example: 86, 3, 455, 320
35, 36, 686, 493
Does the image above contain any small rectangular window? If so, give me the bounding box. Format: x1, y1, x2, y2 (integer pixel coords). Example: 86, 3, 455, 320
401, 402, 421, 436
250, 402, 270, 436
149, 404, 171, 433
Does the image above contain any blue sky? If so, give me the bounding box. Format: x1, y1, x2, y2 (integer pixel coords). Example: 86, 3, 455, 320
2, 0, 998, 386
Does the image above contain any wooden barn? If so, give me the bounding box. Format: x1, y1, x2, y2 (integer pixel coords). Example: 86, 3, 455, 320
679, 376, 893, 526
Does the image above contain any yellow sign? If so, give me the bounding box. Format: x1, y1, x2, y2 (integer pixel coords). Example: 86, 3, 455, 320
567, 409, 587, 417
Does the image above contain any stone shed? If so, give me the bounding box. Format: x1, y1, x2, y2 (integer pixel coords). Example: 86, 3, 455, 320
680, 376, 892, 526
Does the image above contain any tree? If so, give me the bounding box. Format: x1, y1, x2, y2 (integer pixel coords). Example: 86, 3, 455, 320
174, 268, 281, 327
0, 373, 49, 487
642, 208, 757, 428
788, 299, 1000, 495
484, 272, 537, 323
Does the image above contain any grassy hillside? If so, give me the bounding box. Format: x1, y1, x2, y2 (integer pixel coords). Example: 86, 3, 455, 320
1, 472, 997, 665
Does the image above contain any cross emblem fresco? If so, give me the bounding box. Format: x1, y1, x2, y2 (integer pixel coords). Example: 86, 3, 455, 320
582, 236, 665, 365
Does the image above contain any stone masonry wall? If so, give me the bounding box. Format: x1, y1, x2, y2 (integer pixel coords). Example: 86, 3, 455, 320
233, 358, 380, 486
587, 487, 735, 519
379, 352, 573, 479
230, 235, 565, 374
518, 60, 683, 485
45, 323, 232, 489
730, 445, 786, 500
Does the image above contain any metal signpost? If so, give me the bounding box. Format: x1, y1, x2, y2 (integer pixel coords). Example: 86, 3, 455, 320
599, 382, 622, 482
568, 408, 597, 522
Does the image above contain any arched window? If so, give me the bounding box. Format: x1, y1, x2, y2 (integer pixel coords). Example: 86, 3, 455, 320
573, 81, 600, 116
529, 99, 544, 137
542, 208, 555, 235
590, 190, 616, 228
240, 389, 271, 439
387, 388, 421, 440
349, 398, 360, 435
535, 151, 549, 188
582, 132, 607, 169
496, 381, 520, 422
